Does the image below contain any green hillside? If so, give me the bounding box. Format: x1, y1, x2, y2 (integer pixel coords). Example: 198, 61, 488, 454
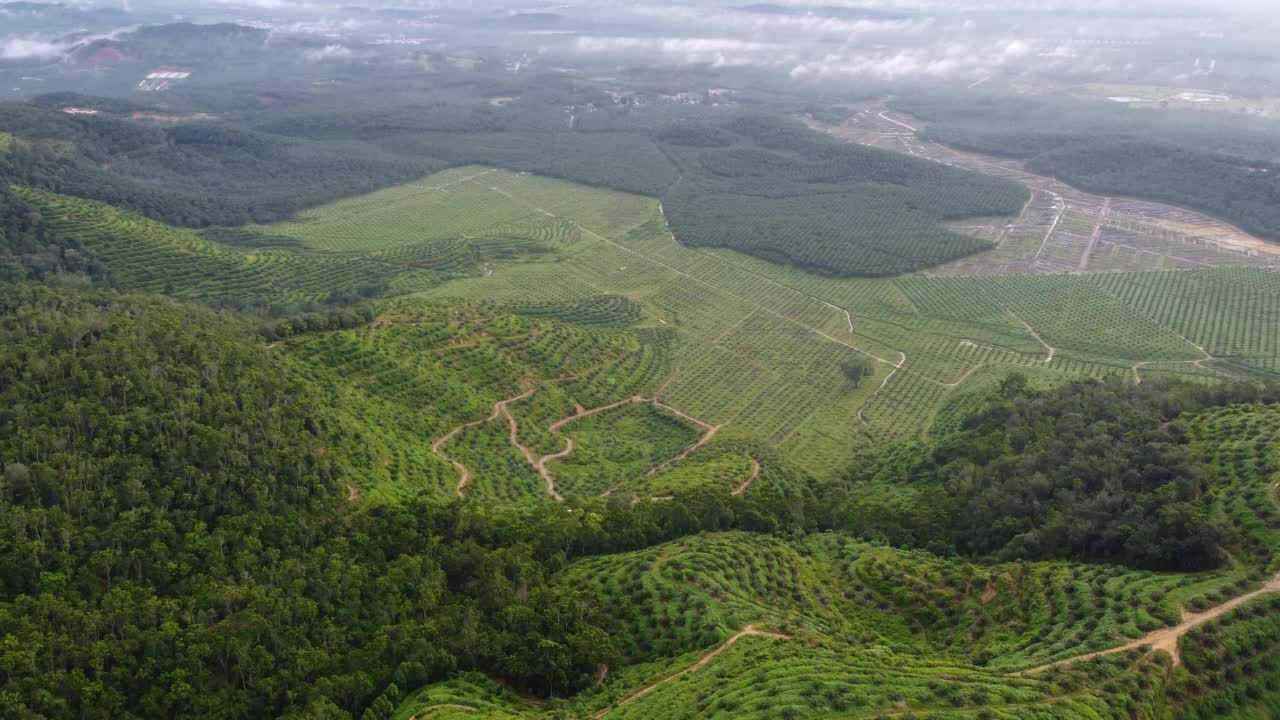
3, 73, 1280, 720
1, 99, 1024, 278
3, 282, 1279, 720
17, 168, 1280, 482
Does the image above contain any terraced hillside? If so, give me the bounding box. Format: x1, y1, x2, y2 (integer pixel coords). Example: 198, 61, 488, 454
24, 166, 1280, 480
390, 390, 1280, 720
14, 165, 641, 310
397, 170, 1279, 475
282, 297, 692, 503
17, 188, 473, 310
395, 527, 1274, 718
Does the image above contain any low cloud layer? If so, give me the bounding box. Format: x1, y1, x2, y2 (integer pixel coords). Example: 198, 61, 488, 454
570, 26, 1071, 83
0, 37, 67, 60
303, 43, 353, 61
623, 5, 932, 40
573, 36, 789, 68
790, 38, 1033, 81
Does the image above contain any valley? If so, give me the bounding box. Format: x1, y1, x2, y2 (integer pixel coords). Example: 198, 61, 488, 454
3, 7, 1280, 718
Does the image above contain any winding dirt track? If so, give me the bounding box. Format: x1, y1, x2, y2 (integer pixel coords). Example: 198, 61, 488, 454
408, 704, 477, 718
731, 459, 762, 496
431, 387, 536, 497
434, 389, 718, 501
549, 396, 649, 432
503, 402, 572, 502
646, 417, 724, 475
1016, 449, 1280, 675
1016, 570, 1280, 675
534, 438, 574, 499
547, 396, 724, 481
592, 625, 791, 719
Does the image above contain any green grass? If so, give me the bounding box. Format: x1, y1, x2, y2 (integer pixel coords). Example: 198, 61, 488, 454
249, 165, 654, 253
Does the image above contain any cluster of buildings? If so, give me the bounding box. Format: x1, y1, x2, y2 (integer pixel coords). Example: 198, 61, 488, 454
138, 67, 191, 92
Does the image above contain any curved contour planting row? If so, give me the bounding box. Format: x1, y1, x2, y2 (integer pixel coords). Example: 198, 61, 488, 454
435, 390, 723, 501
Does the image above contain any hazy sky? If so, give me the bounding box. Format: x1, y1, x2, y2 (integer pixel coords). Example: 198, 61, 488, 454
4, 0, 1276, 86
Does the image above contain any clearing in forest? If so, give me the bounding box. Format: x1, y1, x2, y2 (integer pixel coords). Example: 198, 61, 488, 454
27, 165, 1280, 479
814, 104, 1280, 275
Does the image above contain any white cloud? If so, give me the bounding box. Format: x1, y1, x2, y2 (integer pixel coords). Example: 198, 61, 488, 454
303, 44, 353, 62
788, 37, 1042, 81
622, 4, 933, 42
1, 37, 66, 60
1001, 39, 1031, 57
574, 36, 778, 55
573, 35, 789, 67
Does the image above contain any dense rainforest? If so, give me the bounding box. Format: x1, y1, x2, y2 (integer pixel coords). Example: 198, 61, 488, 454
0, 185, 104, 282
839, 374, 1280, 570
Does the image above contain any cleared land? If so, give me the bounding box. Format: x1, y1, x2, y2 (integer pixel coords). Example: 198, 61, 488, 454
811, 104, 1280, 275
392, 169, 1279, 475
27, 165, 1279, 479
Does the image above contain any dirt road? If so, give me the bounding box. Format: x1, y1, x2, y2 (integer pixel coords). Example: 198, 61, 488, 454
549, 396, 649, 432
732, 459, 761, 496
592, 625, 791, 718
432, 387, 536, 497
547, 396, 724, 481
1016, 571, 1280, 674
1077, 197, 1112, 272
